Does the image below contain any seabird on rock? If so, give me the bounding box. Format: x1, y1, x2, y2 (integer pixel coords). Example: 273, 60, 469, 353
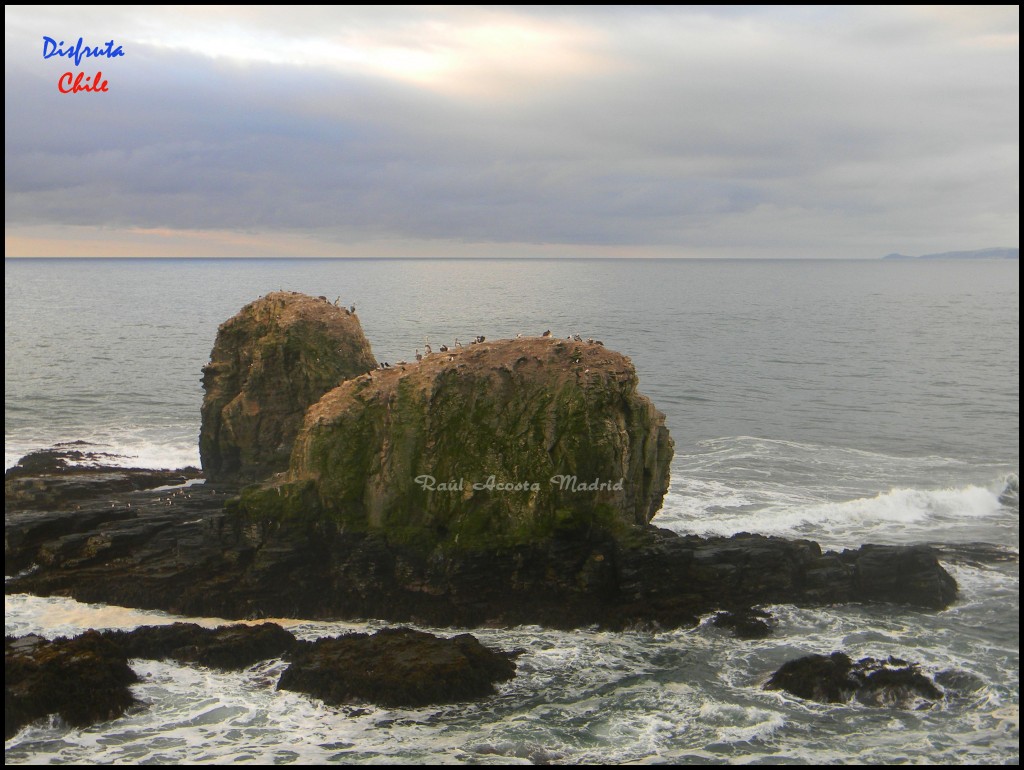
350, 304, 356, 314
454, 338, 463, 348
573, 334, 583, 342
542, 330, 552, 337
415, 350, 422, 362
439, 344, 449, 353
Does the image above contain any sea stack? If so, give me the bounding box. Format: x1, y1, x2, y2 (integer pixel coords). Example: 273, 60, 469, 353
239, 337, 674, 549
199, 291, 377, 483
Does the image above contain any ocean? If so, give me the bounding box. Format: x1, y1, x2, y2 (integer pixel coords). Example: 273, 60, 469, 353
4, 257, 1019, 764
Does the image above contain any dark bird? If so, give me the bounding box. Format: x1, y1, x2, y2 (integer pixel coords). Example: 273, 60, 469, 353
541, 330, 552, 337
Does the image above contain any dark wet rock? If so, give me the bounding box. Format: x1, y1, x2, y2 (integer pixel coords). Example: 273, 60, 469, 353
711, 608, 773, 639
840, 544, 957, 609
5, 484, 959, 629
5, 630, 137, 739
765, 652, 860, 703
765, 653, 943, 707
277, 627, 517, 708
855, 658, 943, 707
100, 622, 296, 670
998, 473, 1018, 508
200, 292, 377, 483
933, 668, 986, 695
5, 444, 200, 513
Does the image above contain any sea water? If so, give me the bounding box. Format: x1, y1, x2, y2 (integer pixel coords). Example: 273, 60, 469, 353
4, 258, 1019, 764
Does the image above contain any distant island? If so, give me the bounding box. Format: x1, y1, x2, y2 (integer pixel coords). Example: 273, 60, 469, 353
882, 247, 1018, 260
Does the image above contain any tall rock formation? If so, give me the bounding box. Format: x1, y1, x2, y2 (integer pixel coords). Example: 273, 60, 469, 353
240, 337, 674, 550
200, 292, 377, 482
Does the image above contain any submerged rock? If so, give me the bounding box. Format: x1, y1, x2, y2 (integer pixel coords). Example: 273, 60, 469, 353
998, 473, 1018, 508
5, 631, 138, 739
100, 622, 296, 670
277, 627, 517, 708
200, 292, 377, 483
765, 652, 942, 707
711, 607, 774, 639
240, 337, 673, 551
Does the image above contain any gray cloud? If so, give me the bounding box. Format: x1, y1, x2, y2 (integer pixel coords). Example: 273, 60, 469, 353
4, 6, 1018, 257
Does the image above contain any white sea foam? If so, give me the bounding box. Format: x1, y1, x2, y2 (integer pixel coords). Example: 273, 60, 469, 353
5, 429, 200, 471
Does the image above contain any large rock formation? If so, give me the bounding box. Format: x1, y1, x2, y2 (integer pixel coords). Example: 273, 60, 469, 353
239, 338, 673, 550
4, 294, 959, 630
200, 292, 376, 482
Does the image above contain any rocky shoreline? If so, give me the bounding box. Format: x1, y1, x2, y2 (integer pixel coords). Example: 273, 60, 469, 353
5, 449, 956, 630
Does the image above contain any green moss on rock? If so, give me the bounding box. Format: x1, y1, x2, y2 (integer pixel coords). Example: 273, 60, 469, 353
239, 338, 673, 551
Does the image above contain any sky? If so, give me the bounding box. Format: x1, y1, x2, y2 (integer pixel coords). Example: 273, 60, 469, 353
4, 5, 1019, 259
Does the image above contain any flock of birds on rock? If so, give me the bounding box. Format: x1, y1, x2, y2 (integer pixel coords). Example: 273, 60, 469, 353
371, 331, 604, 372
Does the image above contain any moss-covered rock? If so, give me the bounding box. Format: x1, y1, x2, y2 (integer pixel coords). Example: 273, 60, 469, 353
240, 338, 673, 550
200, 292, 377, 482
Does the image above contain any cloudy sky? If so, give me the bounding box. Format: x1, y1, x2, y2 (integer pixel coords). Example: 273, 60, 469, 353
4, 6, 1018, 258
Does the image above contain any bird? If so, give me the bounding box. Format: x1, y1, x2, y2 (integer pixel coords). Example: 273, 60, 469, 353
415, 349, 422, 362
439, 344, 449, 353
541, 330, 552, 337
573, 334, 583, 342
454, 338, 463, 348
424, 342, 433, 355
350, 304, 356, 314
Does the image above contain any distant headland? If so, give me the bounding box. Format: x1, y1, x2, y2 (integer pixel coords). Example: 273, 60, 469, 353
882, 247, 1018, 260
